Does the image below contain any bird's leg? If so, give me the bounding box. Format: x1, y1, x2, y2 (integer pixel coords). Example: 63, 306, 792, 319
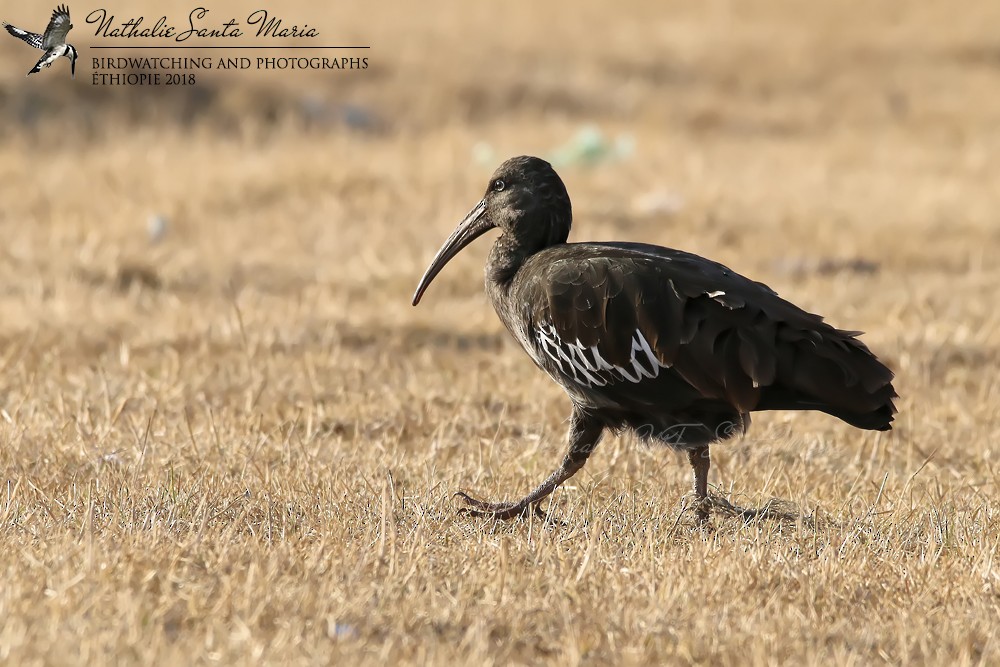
457, 407, 604, 521
687, 445, 711, 524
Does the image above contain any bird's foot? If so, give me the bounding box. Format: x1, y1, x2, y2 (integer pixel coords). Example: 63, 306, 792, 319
681, 494, 803, 525
713, 496, 809, 524
680, 493, 713, 526
454, 491, 548, 521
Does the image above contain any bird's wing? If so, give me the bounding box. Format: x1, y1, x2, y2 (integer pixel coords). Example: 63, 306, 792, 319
3, 22, 44, 50
517, 243, 896, 425
41, 4, 71, 49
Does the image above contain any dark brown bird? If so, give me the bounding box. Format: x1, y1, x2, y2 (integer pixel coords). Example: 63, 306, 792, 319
413, 156, 897, 522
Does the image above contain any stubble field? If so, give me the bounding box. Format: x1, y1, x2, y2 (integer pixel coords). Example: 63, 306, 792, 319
1, 1, 999, 664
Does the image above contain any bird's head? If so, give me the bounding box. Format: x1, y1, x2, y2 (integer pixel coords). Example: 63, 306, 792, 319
412, 155, 572, 306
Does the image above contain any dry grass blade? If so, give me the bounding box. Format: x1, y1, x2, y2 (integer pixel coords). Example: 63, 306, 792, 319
1, 0, 999, 664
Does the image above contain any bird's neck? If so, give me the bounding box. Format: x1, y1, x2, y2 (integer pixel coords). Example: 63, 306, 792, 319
486, 235, 529, 287
485, 235, 560, 288
484, 236, 537, 338
486, 214, 571, 287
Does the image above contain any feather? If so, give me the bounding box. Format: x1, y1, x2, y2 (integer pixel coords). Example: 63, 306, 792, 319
508, 242, 896, 435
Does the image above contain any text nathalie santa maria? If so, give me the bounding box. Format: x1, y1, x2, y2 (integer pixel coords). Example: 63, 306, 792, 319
87, 8, 319, 41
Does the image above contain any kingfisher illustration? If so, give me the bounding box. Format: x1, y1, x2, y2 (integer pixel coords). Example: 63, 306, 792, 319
3, 5, 77, 78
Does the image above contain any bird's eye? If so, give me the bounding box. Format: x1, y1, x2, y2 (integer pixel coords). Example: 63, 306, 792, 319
492, 179, 505, 192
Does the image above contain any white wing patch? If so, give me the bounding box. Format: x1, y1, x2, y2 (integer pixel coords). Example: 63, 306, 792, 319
535, 323, 669, 388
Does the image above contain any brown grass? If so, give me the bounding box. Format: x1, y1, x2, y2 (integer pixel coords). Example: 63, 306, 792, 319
1, 0, 999, 664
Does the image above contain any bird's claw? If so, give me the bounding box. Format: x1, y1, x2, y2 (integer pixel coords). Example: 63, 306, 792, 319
454, 491, 548, 521
680, 493, 712, 525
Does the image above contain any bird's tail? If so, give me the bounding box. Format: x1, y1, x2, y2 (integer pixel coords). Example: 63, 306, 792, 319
755, 329, 898, 431
757, 386, 896, 431
822, 401, 896, 431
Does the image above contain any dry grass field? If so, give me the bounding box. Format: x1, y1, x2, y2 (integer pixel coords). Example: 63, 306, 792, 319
1, 0, 999, 664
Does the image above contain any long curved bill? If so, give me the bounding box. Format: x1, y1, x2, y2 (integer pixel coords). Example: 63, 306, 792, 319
412, 199, 491, 306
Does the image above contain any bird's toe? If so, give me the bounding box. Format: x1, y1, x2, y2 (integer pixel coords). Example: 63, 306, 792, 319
454, 491, 541, 521
680, 493, 713, 525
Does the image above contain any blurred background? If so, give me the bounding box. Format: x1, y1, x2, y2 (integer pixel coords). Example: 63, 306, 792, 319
1, 0, 999, 663
2, 0, 998, 345
3, 0, 1000, 303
